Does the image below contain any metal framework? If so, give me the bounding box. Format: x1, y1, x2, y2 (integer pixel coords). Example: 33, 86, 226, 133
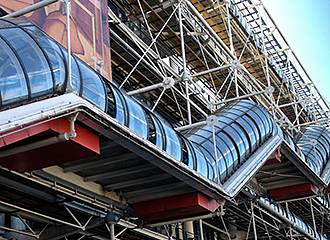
0, 0, 329, 239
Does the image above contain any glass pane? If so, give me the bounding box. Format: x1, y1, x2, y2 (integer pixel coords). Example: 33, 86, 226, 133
251, 107, 271, 136
184, 139, 196, 170
150, 114, 165, 150
192, 143, 208, 178
112, 87, 126, 125
123, 94, 148, 140
231, 122, 250, 158
24, 26, 65, 91
162, 121, 182, 161
221, 123, 247, 163
0, 38, 28, 104
245, 109, 266, 142
206, 161, 215, 181
78, 59, 106, 111
217, 151, 228, 182
0, 28, 53, 97
231, 105, 262, 143
236, 117, 256, 150
216, 132, 237, 173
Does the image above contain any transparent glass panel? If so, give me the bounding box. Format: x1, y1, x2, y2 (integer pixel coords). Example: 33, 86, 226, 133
123, 94, 148, 140
183, 139, 195, 170
215, 132, 237, 174
112, 87, 126, 125
231, 105, 262, 143
236, 117, 256, 150
231, 122, 250, 158
192, 143, 208, 178
0, 38, 28, 104
221, 123, 247, 164
24, 26, 65, 91
162, 121, 182, 161
150, 114, 165, 150
0, 28, 53, 97
245, 109, 267, 141
77, 59, 106, 110
217, 151, 228, 182
206, 160, 215, 181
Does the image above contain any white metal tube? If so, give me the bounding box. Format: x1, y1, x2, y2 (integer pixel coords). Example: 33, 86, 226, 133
175, 120, 207, 131
110, 223, 115, 240
199, 219, 204, 240
225, 2, 234, 54
0, 200, 84, 230
172, 86, 208, 118
127, 82, 164, 96
66, 0, 72, 91
179, 4, 192, 125
179, 4, 187, 74
192, 63, 232, 78
1, 0, 59, 19
251, 202, 258, 240
120, 1, 182, 89
215, 89, 268, 105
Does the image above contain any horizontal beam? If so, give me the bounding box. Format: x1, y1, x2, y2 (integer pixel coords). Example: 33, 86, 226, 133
63, 153, 137, 173
124, 182, 188, 199
104, 173, 172, 190
84, 165, 155, 182
1, 0, 59, 19
191, 63, 232, 78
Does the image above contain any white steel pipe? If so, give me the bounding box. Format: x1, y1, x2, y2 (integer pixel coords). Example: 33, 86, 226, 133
1, 0, 59, 19
66, 0, 73, 91
127, 82, 164, 96
192, 63, 232, 78
175, 120, 207, 131
215, 88, 272, 105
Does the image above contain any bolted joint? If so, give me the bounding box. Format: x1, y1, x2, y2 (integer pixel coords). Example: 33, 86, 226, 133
104, 212, 122, 224
206, 115, 217, 127
181, 72, 192, 83
162, 77, 175, 89
231, 60, 240, 70
266, 86, 275, 95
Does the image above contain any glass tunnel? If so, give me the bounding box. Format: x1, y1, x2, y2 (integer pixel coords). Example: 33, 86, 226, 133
259, 196, 327, 240
0, 18, 330, 190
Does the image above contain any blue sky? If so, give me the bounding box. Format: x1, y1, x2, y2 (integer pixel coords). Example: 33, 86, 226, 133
263, 0, 330, 103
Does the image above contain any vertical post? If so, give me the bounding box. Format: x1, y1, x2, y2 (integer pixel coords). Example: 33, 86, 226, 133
65, 0, 72, 91
251, 202, 258, 240
110, 223, 115, 240
225, 2, 234, 55
310, 199, 317, 234
199, 220, 204, 240
179, 3, 192, 125
234, 68, 239, 97
183, 221, 194, 239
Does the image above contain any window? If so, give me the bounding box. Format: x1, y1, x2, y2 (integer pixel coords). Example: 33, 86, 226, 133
0, 28, 53, 97
123, 94, 148, 140
78, 59, 106, 111
24, 26, 65, 92
0, 38, 28, 104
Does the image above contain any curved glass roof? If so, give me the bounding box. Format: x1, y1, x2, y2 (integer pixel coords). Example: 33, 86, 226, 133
297, 126, 330, 180
184, 100, 275, 183
0, 18, 106, 111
